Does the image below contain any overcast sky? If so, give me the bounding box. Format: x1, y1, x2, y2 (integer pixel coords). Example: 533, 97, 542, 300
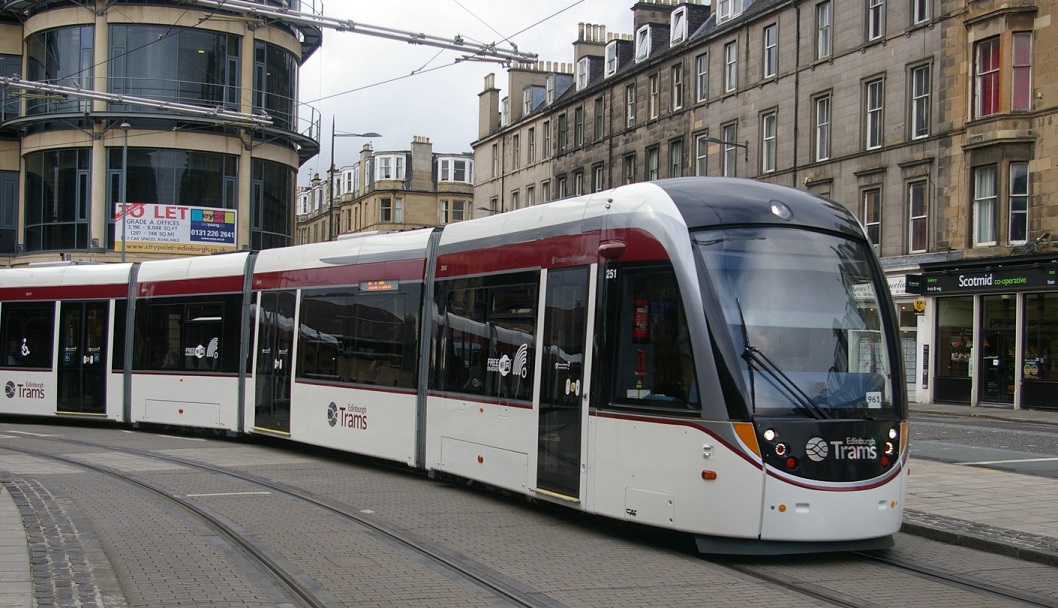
296, 0, 633, 185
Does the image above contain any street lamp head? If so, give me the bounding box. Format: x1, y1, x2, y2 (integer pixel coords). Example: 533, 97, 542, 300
120, 122, 130, 130
334, 131, 382, 138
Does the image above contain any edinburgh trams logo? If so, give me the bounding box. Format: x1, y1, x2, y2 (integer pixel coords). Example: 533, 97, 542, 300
806, 436, 878, 461
805, 437, 829, 462
486, 344, 530, 378
326, 401, 368, 430
5, 380, 46, 400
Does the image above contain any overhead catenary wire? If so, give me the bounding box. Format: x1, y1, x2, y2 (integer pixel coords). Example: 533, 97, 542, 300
180, 0, 538, 64
0, 75, 273, 126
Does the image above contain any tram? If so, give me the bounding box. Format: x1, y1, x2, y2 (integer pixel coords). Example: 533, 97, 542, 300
0, 177, 908, 554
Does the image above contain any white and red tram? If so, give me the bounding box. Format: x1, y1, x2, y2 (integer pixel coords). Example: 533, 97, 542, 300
0, 178, 908, 554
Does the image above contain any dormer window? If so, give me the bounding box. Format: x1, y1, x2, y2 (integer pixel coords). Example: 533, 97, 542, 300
670, 7, 688, 46
717, 0, 745, 23
605, 40, 619, 78
576, 57, 590, 91
546, 74, 556, 104
375, 154, 405, 181
437, 157, 473, 183
635, 25, 651, 62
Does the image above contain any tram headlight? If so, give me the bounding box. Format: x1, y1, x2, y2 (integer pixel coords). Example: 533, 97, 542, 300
884, 441, 895, 456
888, 427, 898, 440
763, 428, 777, 442
774, 442, 789, 456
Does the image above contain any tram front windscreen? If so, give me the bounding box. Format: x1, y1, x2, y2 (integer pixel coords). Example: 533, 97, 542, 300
694, 227, 899, 419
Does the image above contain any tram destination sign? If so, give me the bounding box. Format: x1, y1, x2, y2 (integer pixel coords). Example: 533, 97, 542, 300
115, 203, 237, 255
917, 264, 1057, 294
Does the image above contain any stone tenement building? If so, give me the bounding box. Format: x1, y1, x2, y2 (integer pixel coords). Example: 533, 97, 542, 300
296, 136, 474, 243
474, 0, 1057, 410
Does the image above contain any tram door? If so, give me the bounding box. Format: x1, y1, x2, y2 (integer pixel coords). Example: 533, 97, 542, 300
56, 301, 108, 414
537, 267, 590, 498
255, 291, 295, 432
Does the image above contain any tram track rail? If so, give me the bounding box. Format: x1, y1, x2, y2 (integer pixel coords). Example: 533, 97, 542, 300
1, 434, 563, 608
853, 550, 1058, 607
712, 553, 1058, 608
1, 443, 328, 608
706, 560, 880, 608
6, 427, 1057, 608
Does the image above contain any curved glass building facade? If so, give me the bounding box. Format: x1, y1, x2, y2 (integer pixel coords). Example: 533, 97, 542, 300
0, 1, 322, 261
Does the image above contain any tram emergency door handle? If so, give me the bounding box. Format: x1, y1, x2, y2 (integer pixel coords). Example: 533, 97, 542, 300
274, 358, 283, 371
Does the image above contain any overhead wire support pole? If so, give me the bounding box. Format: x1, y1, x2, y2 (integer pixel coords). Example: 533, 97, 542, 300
180, 0, 538, 64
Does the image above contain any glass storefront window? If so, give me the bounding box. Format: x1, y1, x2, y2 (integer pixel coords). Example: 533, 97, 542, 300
1024, 293, 1058, 381
109, 25, 240, 112
251, 159, 294, 250
25, 26, 93, 115
898, 305, 917, 386
253, 41, 297, 131
23, 148, 91, 252
937, 296, 973, 378
934, 296, 974, 404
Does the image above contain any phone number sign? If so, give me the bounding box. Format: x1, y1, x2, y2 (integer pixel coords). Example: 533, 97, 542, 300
116, 203, 237, 255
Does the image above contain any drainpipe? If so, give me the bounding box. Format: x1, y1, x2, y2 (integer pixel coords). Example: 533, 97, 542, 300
792, 0, 801, 188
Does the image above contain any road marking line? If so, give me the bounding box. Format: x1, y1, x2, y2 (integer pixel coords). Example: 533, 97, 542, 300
158, 434, 207, 441
6, 430, 59, 437
955, 457, 1058, 465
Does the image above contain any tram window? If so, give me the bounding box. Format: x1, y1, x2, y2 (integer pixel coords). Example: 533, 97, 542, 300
296, 286, 421, 389
112, 300, 128, 372
435, 272, 537, 401
133, 295, 241, 373
603, 264, 700, 412
1, 302, 55, 369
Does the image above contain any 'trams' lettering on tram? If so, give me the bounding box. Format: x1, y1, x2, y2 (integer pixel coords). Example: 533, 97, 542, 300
5, 381, 46, 400
830, 437, 878, 460
339, 404, 369, 430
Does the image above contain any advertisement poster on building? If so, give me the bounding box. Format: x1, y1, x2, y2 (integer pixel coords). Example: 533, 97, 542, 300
114, 203, 237, 255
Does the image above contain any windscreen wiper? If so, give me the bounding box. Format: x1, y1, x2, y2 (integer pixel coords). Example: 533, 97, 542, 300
736, 299, 827, 420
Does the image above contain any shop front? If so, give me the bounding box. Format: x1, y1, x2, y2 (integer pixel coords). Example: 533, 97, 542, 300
885, 274, 923, 403
916, 254, 1058, 410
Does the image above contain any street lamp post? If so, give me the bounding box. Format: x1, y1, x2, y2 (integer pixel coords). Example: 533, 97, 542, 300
328, 118, 381, 240
120, 122, 130, 263
701, 135, 749, 163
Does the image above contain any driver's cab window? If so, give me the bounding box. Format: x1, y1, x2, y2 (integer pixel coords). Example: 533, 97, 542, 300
608, 264, 698, 411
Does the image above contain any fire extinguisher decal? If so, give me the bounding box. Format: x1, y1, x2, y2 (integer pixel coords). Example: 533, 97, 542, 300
633, 296, 649, 342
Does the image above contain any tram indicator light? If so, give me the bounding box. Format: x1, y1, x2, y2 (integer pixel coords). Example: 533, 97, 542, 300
701, 470, 717, 480
785, 457, 798, 469
360, 280, 398, 292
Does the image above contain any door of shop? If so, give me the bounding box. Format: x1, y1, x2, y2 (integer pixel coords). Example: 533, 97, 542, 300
979, 294, 1016, 404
